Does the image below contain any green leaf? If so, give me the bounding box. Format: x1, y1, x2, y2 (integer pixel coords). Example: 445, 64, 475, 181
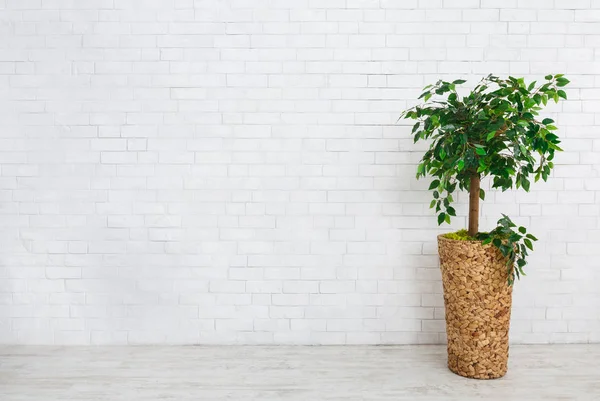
479, 188, 485, 200
446, 206, 456, 217
545, 74, 553, 80
542, 118, 554, 125
437, 213, 446, 226
486, 131, 496, 141
556, 77, 570, 87
457, 160, 465, 171
475, 147, 486, 156
509, 233, 522, 242
428, 180, 440, 190
557, 90, 567, 99
477, 159, 487, 173
518, 226, 526, 234
429, 199, 436, 209
499, 244, 511, 256
524, 238, 533, 250
526, 233, 538, 241
549, 143, 563, 151
453, 79, 467, 84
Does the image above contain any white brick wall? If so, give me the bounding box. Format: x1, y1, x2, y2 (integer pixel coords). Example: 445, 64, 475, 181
1, 0, 599, 345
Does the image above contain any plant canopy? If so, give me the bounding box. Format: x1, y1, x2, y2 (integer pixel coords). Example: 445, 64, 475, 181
400, 74, 569, 284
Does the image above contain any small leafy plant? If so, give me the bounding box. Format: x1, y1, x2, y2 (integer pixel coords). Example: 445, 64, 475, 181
477, 214, 538, 283
400, 74, 569, 284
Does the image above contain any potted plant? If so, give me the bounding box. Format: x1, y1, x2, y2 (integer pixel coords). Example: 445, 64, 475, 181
400, 74, 569, 379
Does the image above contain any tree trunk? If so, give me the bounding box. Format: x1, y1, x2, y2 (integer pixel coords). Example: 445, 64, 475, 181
468, 174, 480, 237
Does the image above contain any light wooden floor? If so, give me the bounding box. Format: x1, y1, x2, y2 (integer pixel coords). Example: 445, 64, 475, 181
0, 345, 598, 400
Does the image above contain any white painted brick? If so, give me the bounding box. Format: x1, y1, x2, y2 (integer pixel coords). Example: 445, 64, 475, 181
0, 0, 597, 346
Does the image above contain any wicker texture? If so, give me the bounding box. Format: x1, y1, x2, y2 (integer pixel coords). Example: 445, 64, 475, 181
437, 235, 513, 379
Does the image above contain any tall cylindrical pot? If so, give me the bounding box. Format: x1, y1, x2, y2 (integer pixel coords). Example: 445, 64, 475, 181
437, 235, 513, 379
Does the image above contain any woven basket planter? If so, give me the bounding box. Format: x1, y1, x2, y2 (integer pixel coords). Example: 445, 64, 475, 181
437, 235, 513, 379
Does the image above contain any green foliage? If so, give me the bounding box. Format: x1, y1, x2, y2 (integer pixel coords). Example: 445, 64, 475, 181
400, 74, 568, 283
443, 217, 538, 285
443, 229, 476, 241
478, 215, 538, 285
401, 74, 568, 225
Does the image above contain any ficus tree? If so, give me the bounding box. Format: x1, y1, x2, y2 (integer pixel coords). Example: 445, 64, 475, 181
400, 74, 569, 283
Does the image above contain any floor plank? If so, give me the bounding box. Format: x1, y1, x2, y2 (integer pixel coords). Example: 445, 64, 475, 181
0, 345, 598, 400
